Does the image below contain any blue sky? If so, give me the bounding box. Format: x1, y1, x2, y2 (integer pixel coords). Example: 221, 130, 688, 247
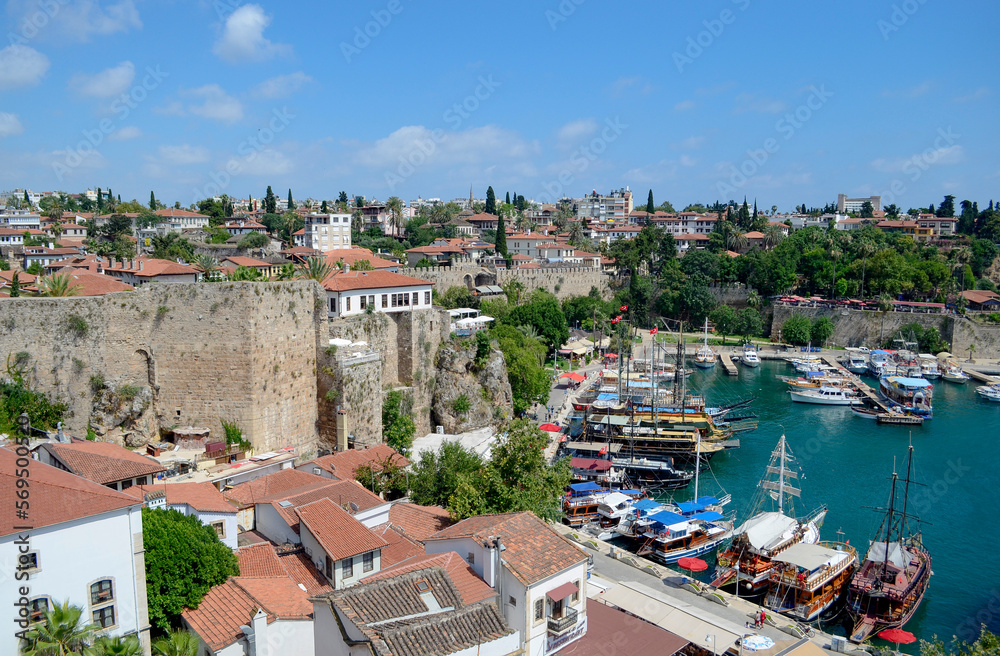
2, 0, 998, 211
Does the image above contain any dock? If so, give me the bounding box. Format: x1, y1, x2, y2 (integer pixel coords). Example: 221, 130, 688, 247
720, 353, 738, 376
961, 366, 1000, 384
822, 356, 891, 412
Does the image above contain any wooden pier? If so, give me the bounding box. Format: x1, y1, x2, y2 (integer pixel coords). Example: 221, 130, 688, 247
960, 366, 1000, 384
822, 356, 891, 412
720, 353, 738, 376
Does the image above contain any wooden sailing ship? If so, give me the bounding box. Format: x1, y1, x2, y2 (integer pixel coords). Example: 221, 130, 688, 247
764, 540, 858, 621
847, 444, 932, 643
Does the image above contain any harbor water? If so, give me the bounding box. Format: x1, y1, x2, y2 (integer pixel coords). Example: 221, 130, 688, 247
667, 360, 1000, 646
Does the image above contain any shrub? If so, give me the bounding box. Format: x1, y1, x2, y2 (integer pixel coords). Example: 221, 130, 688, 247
156, 305, 169, 318
220, 419, 251, 452
325, 345, 339, 355
324, 389, 339, 403
453, 395, 471, 415
65, 314, 89, 337
90, 374, 105, 392
117, 384, 140, 401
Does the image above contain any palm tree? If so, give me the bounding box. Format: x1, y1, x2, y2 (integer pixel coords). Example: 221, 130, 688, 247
20, 600, 98, 655
39, 273, 83, 297
192, 254, 220, 281
829, 247, 841, 298
968, 343, 976, 363
152, 630, 201, 656
857, 239, 876, 299
275, 262, 296, 280
951, 246, 973, 291
296, 256, 333, 282
761, 225, 783, 250
94, 634, 143, 656
386, 196, 403, 237
746, 289, 762, 310
228, 265, 264, 281
352, 259, 374, 271
726, 229, 748, 253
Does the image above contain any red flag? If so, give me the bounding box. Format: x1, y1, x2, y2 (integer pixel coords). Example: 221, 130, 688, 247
620, 304, 628, 312
611, 316, 620, 324
598, 446, 607, 455
650, 327, 658, 336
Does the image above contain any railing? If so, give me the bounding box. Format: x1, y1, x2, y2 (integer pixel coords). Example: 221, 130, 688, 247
547, 607, 579, 635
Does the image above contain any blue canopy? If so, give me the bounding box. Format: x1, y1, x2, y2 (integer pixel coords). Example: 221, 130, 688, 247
676, 496, 720, 514
617, 489, 643, 496
568, 482, 603, 493
889, 377, 932, 388
633, 498, 662, 511
689, 511, 724, 522
648, 511, 688, 527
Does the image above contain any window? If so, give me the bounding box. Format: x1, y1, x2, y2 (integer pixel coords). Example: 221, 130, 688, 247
346, 297, 351, 311
508, 595, 517, 607
424, 291, 431, 305
20, 552, 38, 570
136, 476, 147, 485
330, 298, 336, 313
29, 598, 48, 623
91, 580, 114, 605
369, 295, 375, 307
360, 295, 367, 309
572, 580, 580, 602
212, 521, 226, 539
325, 556, 333, 581
363, 551, 374, 572
381, 294, 387, 307
92, 605, 115, 629
403, 293, 409, 306
534, 598, 545, 622
467, 552, 474, 565
343, 557, 354, 579
121, 479, 133, 490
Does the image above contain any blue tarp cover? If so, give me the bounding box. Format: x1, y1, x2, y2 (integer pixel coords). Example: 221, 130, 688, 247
649, 510, 688, 527
568, 482, 603, 493
675, 496, 720, 514
888, 377, 932, 388
633, 499, 662, 511
689, 511, 724, 522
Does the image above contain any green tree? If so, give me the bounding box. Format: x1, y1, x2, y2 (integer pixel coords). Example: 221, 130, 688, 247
810, 316, 835, 345
264, 186, 277, 214
296, 256, 333, 282
485, 186, 496, 215
152, 630, 201, 656
438, 285, 479, 309
149, 191, 157, 210
495, 211, 507, 257
151, 233, 194, 261
320, 199, 328, 213
492, 324, 550, 414
383, 390, 416, 454
919, 627, 999, 656
505, 291, 569, 350
860, 201, 875, 218
386, 196, 403, 237
19, 600, 98, 656
38, 273, 83, 297
736, 307, 764, 342
94, 634, 143, 656
275, 262, 295, 281
9, 271, 21, 297
937, 194, 956, 217
709, 305, 738, 344
646, 189, 655, 214
228, 265, 265, 281
781, 313, 812, 345
237, 231, 269, 250
143, 507, 239, 632
287, 188, 295, 210
338, 191, 349, 204
192, 254, 221, 281
409, 440, 485, 507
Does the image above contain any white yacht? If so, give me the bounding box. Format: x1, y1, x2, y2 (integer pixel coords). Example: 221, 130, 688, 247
942, 363, 970, 384
975, 383, 1000, 402
789, 385, 862, 406
694, 319, 717, 369
742, 343, 760, 368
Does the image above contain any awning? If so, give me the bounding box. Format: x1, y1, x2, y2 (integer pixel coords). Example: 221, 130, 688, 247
772, 542, 849, 571
571, 457, 612, 472
546, 581, 579, 601
567, 482, 603, 493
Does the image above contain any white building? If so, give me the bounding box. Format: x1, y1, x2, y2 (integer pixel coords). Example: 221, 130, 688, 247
424, 512, 590, 656
575, 188, 633, 223
122, 482, 239, 549
296, 498, 388, 590
322, 268, 434, 319
0, 209, 42, 230
837, 193, 881, 214
153, 208, 211, 231
1, 447, 152, 655
253, 479, 389, 546
36, 440, 165, 492
304, 213, 352, 250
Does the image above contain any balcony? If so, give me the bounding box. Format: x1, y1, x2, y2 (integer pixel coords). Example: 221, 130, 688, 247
547, 607, 579, 635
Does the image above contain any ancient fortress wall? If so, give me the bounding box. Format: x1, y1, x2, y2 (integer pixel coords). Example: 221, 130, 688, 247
396, 263, 610, 300
0, 281, 326, 452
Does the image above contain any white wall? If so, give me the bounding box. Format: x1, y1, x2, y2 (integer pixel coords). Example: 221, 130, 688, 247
254, 503, 301, 545
1, 506, 150, 656
327, 284, 433, 319
522, 564, 588, 656
354, 503, 390, 529
170, 506, 238, 550
212, 458, 293, 489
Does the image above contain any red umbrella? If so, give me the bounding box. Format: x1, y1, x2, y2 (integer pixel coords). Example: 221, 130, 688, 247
677, 557, 708, 572
560, 372, 585, 382
879, 629, 916, 645
539, 423, 561, 432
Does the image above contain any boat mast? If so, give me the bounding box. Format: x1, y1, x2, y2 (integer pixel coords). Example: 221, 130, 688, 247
778, 435, 786, 515
899, 443, 914, 539
881, 466, 899, 583
694, 428, 701, 500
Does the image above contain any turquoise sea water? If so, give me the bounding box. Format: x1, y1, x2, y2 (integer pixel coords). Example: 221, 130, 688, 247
668, 361, 1000, 646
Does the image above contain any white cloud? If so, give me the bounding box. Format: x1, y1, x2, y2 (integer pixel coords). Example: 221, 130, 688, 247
6, 0, 141, 42
674, 99, 696, 112
733, 93, 787, 114
556, 118, 598, 146
673, 136, 705, 150
610, 76, 652, 97
882, 81, 932, 99
954, 87, 989, 103
870, 145, 964, 173
184, 84, 243, 123
229, 149, 294, 177
213, 4, 290, 63
251, 72, 312, 99
623, 159, 681, 185
158, 144, 210, 165
69, 61, 134, 98
0, 45, 49, 89
108, 125, 141, 141
0, 112, 24, 137
354, 125, 538, 169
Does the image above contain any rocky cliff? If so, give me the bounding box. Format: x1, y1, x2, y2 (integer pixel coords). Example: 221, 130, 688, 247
432, 339, 513, 433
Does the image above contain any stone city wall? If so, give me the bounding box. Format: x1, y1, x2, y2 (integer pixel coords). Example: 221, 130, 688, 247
397, 262, 610, 300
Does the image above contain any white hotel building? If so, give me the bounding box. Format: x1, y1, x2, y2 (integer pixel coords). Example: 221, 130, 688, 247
304, 213, 353, 251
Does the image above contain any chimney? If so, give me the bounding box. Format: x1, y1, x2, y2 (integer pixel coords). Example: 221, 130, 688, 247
138, 260, 144, 271
343, 262, 350, 274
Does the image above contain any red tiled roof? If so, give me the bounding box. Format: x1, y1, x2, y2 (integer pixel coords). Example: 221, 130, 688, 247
321, 248, 397, 270
0, 270, 37, 285
223, 469, 333, 508
466, 212, 499, 223
129, 481, 235, 513
371, 523, 424, 568
427, 512, 587, 586
223, 256, 272, 268
322, 269, 432, 293
559, 599, 690, 656
267, 480, 384, 533
102, 256, 198, 277
278, 551, 333, 595
41, 440, 165, 485
305, 445, 409, 480
960, 289, 1000, 304
155, 208, 210, 218
48, 268, 134, 296
0, 228, 45, 236
296, 498, 389, 561
387, 502, 452, 542
367, 551, 496, 606
238, 543, 286, 577
744, 231, 765, 239
0, 446, 140, 538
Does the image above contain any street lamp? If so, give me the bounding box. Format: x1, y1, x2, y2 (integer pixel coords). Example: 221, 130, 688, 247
706, 634, 717, 656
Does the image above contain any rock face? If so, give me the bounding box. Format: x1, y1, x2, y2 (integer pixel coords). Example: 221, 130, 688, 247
89, 381, 158, 447
432, 339, 513, 433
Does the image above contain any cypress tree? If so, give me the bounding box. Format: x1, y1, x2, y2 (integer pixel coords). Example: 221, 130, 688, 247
646, 190, 655, 214
264, 186, 276, 213
287, 189, 295, 210
485, 186, 496, 215
495, 212, 507, 256
23, 190, 29, 205
97, 187, 103, 211
321, 200, 328, 213
10, 271, 20, 297
149, 191, 156, 210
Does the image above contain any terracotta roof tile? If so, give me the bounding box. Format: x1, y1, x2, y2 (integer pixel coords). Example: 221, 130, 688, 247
367, 551, 495, 605
266, 479, 384, 534
427, 512, 587, 586
370, 523, 424, 568
238, 543, 286, 577
387, 503, 452, 542
559, 599, 690, 655
321, 269, 433, 292
223, 469, 333, 508
41, 440, 165, 485
305, 446, 409, 480
278, 550, 333, 595
129, 481, 236, 513
0, 446, 140, 538
155, 208, 210, 218
296, 498, 388, 561
321, 248, 398, 270
48, 268, 134, 296
223, 256, 271, 268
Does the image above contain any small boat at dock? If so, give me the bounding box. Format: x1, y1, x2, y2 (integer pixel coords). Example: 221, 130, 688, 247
742, 344, 760, 368
941, 363, 970, 384
878, 376, 933, 417
975, 383, 1000, 402
694, 319, 717, 369
789, 386, 862, 406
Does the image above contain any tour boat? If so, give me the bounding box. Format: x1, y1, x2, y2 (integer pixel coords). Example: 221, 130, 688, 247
694, 319, 717, 369
918, 355, 941, 379
845, 352, 869, 375
847, 445, 932, 643
741, 344, 760, 368
562, 482, 645, 528
789, 386, 862, 406
975, 383, 1000, 402
867, 350, 891, 377
878, 376, 933, 417
764, 541, 858, 622
712, 436, 827, 600
942, 364, 970, 384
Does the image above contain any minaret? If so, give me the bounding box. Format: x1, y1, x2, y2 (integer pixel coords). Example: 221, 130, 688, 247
469, 185, 474, 209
